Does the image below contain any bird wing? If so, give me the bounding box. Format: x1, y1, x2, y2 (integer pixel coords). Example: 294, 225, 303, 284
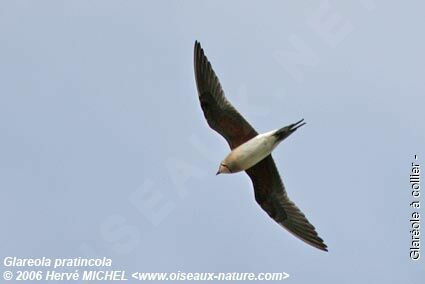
194, 41, 258, 149
194, 41, 327, 251
246, 155, 328, 251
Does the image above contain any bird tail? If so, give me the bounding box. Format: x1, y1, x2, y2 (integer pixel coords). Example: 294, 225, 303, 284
274, 118, 306, 141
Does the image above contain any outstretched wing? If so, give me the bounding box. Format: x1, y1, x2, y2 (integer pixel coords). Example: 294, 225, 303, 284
194, 41, 257, 149
194, 41, 327, 251
246, 155, 328, 251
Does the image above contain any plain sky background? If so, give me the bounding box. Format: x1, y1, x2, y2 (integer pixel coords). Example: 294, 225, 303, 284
1, 1, 424, 283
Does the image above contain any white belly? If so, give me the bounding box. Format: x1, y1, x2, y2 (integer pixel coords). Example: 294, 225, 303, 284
223, 130, 279, 172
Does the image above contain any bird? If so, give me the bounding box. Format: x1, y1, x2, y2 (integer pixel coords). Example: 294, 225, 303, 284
193, 41, 327, 251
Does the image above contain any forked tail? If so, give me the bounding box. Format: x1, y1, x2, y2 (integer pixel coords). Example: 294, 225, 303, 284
274, 118, 306, 141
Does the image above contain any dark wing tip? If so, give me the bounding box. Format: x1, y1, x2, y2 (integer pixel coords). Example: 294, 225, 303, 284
194, 41, 200, 55
285, 216, 328, 252
284, 222, 328, 252
278, 199, 328, 252
194, 40, 202, 60
193, 41, 204, 95
308, 235, 328, 252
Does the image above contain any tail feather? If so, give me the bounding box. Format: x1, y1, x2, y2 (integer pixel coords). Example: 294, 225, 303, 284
274, 119, 306, 141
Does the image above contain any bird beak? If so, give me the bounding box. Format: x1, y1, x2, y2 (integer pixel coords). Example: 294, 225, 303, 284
216, 170, 220, 175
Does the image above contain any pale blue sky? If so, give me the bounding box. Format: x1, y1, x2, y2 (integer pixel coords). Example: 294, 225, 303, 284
1, 1, 424, 283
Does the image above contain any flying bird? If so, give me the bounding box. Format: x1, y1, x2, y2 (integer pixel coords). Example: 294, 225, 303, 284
193, 41, 327, 251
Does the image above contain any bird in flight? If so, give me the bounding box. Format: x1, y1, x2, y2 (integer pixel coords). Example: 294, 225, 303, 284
193, 41, 327, 251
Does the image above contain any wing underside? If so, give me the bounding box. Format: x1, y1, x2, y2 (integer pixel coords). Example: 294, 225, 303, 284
194, 41, 327, 251
194, 41, 257, 149
246, 156, 328, 251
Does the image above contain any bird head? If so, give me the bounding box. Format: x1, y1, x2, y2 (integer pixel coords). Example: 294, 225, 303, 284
216, 163, 232, 175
